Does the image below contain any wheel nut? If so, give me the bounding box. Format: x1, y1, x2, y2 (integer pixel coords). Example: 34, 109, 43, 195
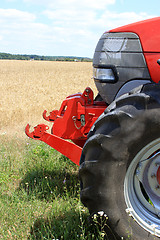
151, 173, 156, 178
155, 162, 160, 166
156, 185, 160, 190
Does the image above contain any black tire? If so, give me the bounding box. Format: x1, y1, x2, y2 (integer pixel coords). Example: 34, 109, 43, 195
79, 83, 160, 240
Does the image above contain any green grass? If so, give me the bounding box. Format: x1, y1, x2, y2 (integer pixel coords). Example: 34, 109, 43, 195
0, 136, 110, 240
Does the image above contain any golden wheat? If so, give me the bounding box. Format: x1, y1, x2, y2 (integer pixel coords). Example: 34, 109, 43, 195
0, 60, 97, 137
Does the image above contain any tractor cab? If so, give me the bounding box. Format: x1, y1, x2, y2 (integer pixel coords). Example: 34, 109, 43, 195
93, 17, 160, 104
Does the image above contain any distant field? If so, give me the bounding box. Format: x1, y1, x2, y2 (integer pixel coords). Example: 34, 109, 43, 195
0, 60, 97, 137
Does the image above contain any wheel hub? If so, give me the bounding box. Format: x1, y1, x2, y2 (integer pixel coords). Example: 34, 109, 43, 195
156, 166, 160, 185
136, 152, 160, 214
124, 139, 160, 237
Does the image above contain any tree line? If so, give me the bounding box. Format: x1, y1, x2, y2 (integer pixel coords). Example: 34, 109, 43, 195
0, 52, 92, 62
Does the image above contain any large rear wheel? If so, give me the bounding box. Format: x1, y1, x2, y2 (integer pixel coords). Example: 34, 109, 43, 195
79, 84, 160, 239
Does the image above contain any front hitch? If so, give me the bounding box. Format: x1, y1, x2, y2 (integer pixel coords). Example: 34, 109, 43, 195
25, 123, 82, 165
25, 87, 107, 165
25, 124, 49, 139
43, 110, 58, 122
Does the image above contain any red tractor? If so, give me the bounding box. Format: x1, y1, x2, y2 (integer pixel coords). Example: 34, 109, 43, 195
26, 17, 160, 239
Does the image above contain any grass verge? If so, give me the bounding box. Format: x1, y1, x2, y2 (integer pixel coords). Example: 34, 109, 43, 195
0, 136, 110, 240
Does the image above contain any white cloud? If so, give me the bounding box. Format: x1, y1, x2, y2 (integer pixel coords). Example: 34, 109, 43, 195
0, 1, 157, 57
43, 9, 97, 29
0, 8, 51, 54
0, 8, 35, 22
23, 0, 115, 10
100, 11, 154, 28
92, 11, 155, 33
42, 7, 155, 56
51, 0, 115, 10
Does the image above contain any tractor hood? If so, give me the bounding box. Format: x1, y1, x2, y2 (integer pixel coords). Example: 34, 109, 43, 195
109, 17, 160, 53
109, 17, 160, 85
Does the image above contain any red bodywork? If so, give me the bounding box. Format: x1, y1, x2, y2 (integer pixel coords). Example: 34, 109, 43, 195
110, 17, 160, 83
25, 87, 107, 165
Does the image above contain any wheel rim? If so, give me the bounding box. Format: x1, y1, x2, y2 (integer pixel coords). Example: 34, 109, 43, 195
124, 138, 160, 237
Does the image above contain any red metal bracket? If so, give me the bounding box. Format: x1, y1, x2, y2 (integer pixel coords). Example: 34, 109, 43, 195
42, 87, 107, 144
43, 110, 58, 121
25, 124, 49, 138
25, 87, 107, 166
25, 124, 82, 165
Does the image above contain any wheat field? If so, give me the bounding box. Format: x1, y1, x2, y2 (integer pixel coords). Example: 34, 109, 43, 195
0, 60, 97, 138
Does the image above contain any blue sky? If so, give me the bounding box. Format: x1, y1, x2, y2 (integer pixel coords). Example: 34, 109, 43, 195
0, 0, 159, 57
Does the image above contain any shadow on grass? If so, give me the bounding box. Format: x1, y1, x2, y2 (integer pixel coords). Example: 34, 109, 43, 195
18, 166, 79, 200
28, 209, 82, 239
27, 208, 101, 240
28, 209, 118, 240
